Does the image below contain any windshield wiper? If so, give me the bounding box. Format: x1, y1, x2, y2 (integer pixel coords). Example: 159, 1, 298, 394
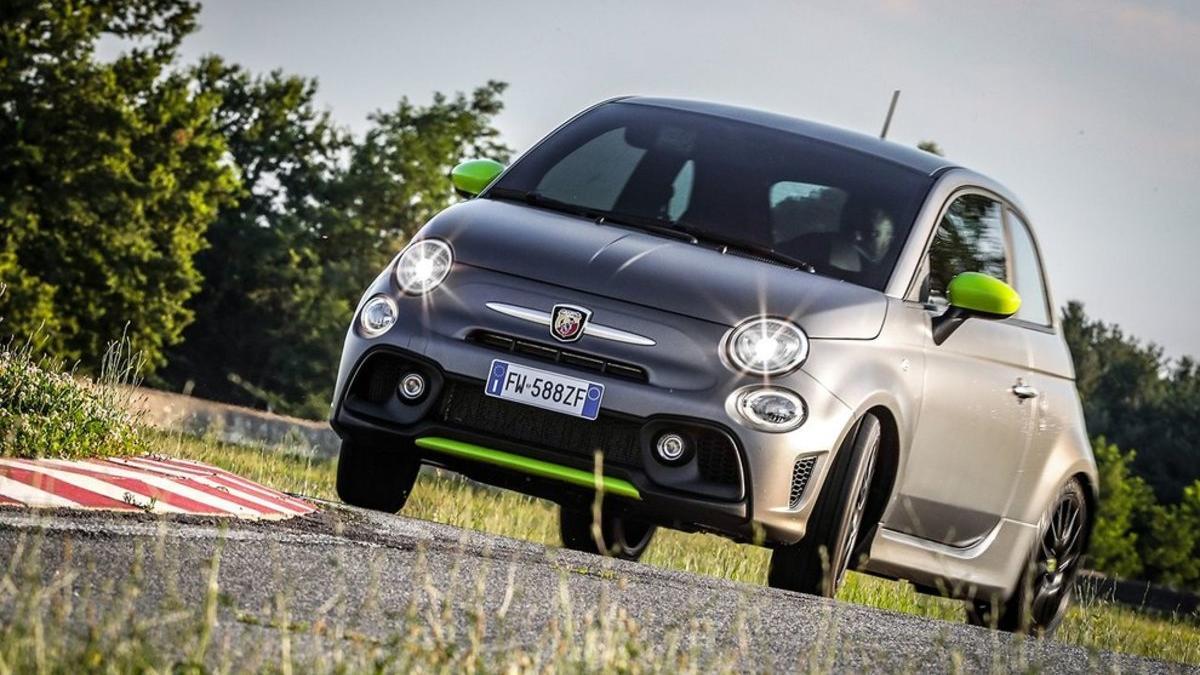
595, 211, 698, 243
669, 223, 817, 273
489, 188, 698, 243
488, 187, 814, 273
604, 211, 815, 273
487, 187, 605, 220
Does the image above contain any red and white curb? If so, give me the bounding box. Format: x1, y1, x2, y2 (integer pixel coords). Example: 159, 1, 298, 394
0, 456, 315, 520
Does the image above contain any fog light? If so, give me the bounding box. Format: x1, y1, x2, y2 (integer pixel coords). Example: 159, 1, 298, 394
398, 372, 427, 401
359, 295, 398, 338
736, 387, 807, 432
654, 432, 689, 464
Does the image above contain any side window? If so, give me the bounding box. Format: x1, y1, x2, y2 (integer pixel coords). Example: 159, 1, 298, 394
536, 128, 646, 211
927, 194, 1007, 303
1007, 210, 1052, 326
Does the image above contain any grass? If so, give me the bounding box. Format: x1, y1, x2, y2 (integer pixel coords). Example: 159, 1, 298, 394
0, 337, 146, 459
1, 336, 1198, 669
157, 433, 1200, 667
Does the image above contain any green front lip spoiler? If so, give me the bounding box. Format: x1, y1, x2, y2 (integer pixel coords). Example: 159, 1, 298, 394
414, 436, 641, 500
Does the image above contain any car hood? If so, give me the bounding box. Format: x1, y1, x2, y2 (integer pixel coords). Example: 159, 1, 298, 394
420, 199, 887, 339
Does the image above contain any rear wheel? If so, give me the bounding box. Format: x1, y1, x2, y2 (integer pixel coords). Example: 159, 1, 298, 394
335, 438, 421, 513
559, 505, 657, 561
966, 478, 1088, 636
768, 413, 881, 597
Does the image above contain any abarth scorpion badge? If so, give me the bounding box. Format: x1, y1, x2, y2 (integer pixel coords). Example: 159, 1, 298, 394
551, 304, 591, 343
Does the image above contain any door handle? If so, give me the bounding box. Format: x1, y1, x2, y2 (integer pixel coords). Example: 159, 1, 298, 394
1011, 381, 1040, 400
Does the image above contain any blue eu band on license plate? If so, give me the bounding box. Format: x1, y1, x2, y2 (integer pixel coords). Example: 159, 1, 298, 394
485, 360, 604, 420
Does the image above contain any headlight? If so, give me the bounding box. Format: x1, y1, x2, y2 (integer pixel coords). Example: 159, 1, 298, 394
725, 317, 808, 375
395, 239, 452, 295
736, 387, 807, 432
359, 294, 398, 338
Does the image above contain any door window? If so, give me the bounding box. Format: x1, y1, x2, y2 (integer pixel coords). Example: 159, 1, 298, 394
1007, 210, 1052, 326
927, 194, 1008, 303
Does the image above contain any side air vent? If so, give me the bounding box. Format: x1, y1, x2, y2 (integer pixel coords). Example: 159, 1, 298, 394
789, 457, 817, 509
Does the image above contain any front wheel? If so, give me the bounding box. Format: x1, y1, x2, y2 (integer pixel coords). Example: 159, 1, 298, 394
559, 505, 656, 561
335, 438, 421, 513
966, 478, 1089, 636
768, 413, 881, 597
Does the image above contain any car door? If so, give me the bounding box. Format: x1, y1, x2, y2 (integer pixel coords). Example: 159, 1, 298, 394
885, 193, 1037, 546
1002, 208, 1083, 522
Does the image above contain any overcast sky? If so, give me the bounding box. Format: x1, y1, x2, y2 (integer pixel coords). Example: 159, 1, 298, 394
174, 0, 1199, 359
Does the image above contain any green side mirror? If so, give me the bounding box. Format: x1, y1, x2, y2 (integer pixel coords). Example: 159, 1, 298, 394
450, 159, 505, 198
933, 272, 1021, 345
948, 272, 1021, 318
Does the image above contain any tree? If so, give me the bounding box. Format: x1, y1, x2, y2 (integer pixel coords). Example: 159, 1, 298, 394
343, 80, 512, 245
1088, 437, 1153, 579
159, 72, 511, 417
917, 140, 944, 156
0, 0, 236, 369
1062, 301, 1198, 503
0, 0, 230, 360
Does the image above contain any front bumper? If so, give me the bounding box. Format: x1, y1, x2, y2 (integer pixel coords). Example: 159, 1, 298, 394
331, 263, 854, 545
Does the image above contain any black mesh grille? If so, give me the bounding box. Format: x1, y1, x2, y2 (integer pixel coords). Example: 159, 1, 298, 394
467, 331, 647, 382
789, 457, 817, 509
437, 379, 642, 466
696, 431, 742, 487
354, 354, 404, 403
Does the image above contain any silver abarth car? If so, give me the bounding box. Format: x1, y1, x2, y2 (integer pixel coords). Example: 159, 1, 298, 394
330, 97, 1097, 635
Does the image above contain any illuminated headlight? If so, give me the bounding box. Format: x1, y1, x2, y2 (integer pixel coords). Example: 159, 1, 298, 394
725, 317, 809, 375
358, 294, 398, 338
395, 239, 452, 295
736, 387, 807, 432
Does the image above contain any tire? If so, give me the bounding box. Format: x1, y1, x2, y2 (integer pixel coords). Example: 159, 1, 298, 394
966, 478, 1088, 636
335, 437, 421, 513
768, 413, 882, 597
559, 505, 657, 561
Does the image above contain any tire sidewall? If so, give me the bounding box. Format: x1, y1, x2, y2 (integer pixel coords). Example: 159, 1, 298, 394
768, 414, 882, 596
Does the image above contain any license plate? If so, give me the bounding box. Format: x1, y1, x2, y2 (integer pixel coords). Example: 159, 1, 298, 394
484, 359, 604, 420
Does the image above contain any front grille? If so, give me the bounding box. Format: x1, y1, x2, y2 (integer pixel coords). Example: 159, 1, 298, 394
437, 379, 642, 466
467, 331, 648, 382
789, 457, 817, 508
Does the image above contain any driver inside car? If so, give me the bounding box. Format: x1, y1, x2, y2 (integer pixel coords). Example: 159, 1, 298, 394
830, 207, 896, 274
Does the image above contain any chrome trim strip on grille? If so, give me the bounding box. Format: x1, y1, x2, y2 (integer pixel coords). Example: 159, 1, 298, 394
485, 302, 656, 346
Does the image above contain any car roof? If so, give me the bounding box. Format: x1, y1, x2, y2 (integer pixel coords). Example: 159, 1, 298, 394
619, 96, 960, 177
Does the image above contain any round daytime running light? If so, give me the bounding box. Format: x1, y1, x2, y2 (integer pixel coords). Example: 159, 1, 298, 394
736, 387, 807, 432
727, 317, 809, 375
395, 239, 453, 295
359, 294, 398, 338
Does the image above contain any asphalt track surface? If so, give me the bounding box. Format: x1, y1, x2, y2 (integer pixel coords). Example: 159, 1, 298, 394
0, 502, 1189, 673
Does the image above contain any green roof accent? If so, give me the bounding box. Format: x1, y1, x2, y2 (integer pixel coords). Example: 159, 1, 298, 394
414, 436, 641, 500
948, 272, 1021, 318
450, 159, 505, 197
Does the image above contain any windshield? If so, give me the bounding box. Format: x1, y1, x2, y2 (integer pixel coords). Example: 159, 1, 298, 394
488, 101, 932, 290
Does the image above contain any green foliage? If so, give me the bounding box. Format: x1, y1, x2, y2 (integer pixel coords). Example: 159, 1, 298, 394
157, 57, 360, 416
0, 0, 237, 370
917, 140, 944, 156
1087, 434, 1200, 590
0, 338, 146, 459
344, 80, 512, 245
1089, 437, 1152, 578
159, 71, 511, 416
1063, 301, 1200, 503
1138, 483, 1200, 588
